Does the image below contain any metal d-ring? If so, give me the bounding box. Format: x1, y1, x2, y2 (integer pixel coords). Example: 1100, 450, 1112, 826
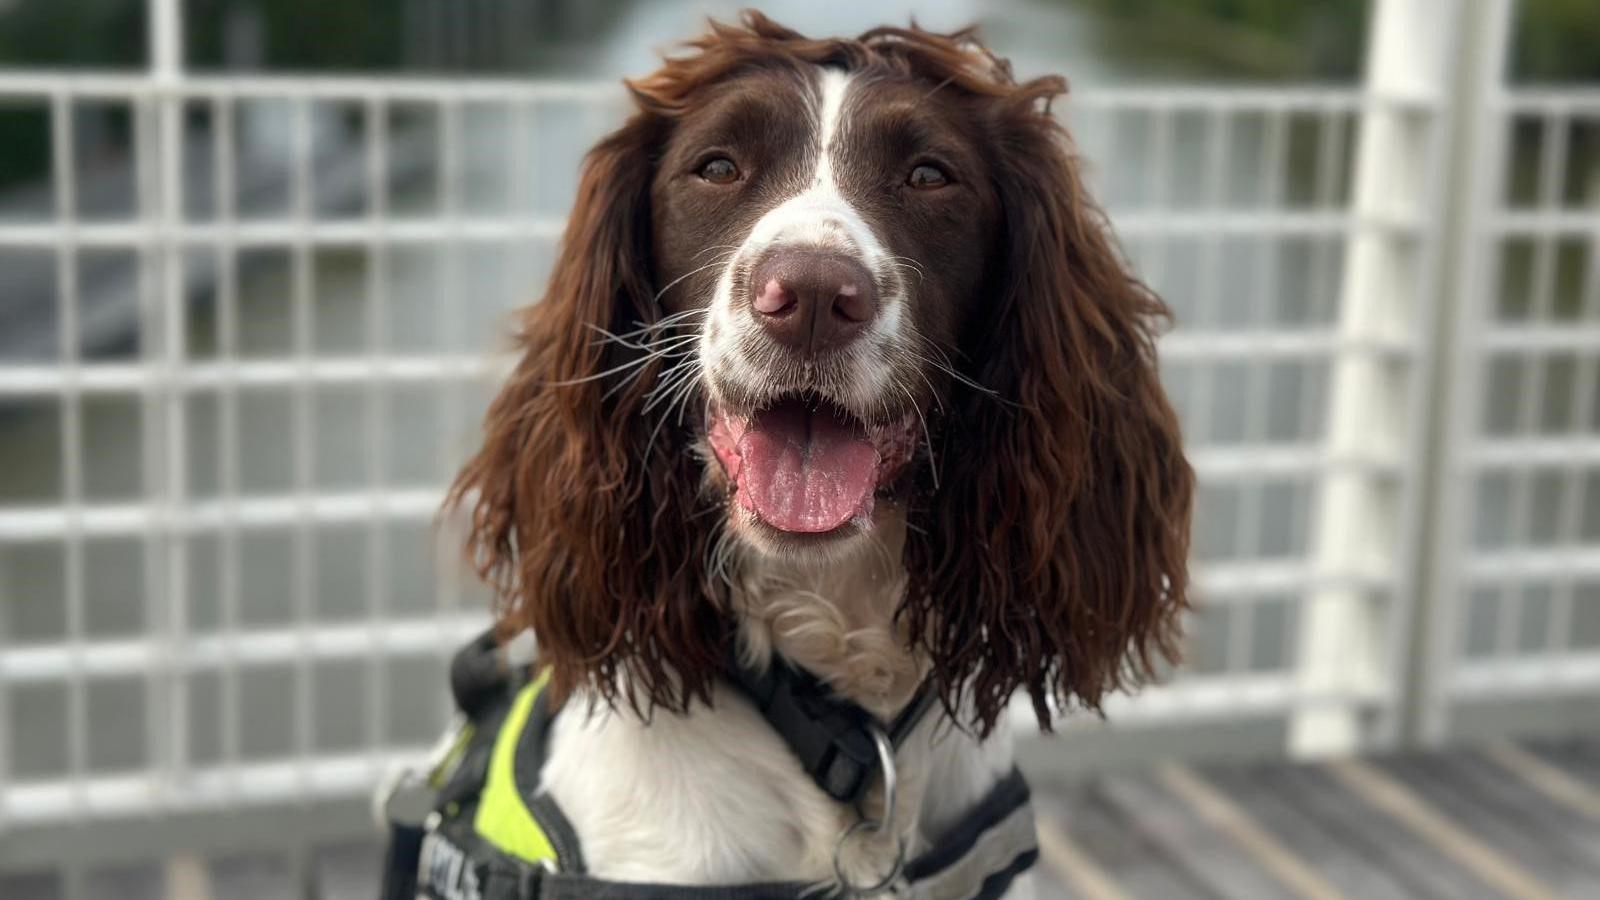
832, 724, 907, 896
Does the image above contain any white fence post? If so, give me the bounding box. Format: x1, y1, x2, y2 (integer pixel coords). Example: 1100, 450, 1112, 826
1289, 0, 1465, 756
1415, 0, 1517, 745
146, 0, 191, 810
149, 0, 183, 82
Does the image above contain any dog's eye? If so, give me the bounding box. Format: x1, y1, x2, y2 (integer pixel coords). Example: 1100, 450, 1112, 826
907, 164, 949, 190
699, 157, 740, 184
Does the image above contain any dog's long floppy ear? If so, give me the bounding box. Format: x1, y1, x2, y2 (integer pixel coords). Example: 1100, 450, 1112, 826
448, 113, 728, 713
904, 76, 1194, 735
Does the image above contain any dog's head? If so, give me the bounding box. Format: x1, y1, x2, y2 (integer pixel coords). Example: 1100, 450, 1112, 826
451, 12, 1193, 732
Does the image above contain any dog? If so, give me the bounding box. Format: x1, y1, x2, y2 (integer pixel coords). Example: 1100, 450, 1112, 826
447, 11, 1193, 895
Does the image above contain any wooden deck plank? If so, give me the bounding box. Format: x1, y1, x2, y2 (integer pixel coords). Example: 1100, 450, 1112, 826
1095, 771, 1299, 900
1260, 762, 1493, 899
1523, 737, 1600, 790
1032, 809, 1112, 900
1200, 763, 1418, 900
313, 838, 386, 900
84, 864, 164, 900
1025, 860, 1083, 900
1155, 765, 1349, 900
206, 853, 294, 899
1027, 863, 1082, 900
1035, 783, 1220, 899
1453, 749, 1600, 869
0, 872, 61, 900
1375, 753, 1599, 895
1328, 759, 1563, 900
1480, 741, 1600, 821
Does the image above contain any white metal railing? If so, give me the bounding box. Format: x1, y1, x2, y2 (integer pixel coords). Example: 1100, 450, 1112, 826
1056, 71, 1442, 751
0, 0, 1596, 887
0, 67, 627, 840
1421, 1, 1600, 740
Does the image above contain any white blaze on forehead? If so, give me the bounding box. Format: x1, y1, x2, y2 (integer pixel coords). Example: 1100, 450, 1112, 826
737, 68, 863, 250
813, 68, 850, 191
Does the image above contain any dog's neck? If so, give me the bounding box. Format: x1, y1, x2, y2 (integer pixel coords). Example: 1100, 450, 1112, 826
730, 513, 927, 721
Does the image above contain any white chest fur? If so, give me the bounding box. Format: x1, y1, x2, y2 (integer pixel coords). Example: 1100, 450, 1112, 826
537, 519, 1032, 894
539, 684, 1024, 889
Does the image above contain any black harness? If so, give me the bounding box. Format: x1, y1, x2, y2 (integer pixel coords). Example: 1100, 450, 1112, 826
720, 646, 938, 806
379, 631, 1038, 899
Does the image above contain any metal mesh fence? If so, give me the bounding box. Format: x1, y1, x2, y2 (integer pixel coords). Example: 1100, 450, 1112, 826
1429, 90, 1600, 733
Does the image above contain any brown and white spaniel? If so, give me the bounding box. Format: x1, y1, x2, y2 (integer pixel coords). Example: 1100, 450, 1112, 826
448, 11, 1193, 894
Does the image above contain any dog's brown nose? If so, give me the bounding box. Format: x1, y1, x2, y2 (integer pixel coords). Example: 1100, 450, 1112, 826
749, 249, 876, 353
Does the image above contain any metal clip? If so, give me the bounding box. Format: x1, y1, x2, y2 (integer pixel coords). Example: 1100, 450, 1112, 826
832, 724, 908, 897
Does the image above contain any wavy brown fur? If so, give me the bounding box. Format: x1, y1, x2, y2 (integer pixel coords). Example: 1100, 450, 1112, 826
901, 62, 1194, 734
447, 11, 1193, 733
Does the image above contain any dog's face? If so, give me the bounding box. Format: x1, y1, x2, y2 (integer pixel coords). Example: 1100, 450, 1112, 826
650, 66, 1002, 550
451, 15, 1193, 731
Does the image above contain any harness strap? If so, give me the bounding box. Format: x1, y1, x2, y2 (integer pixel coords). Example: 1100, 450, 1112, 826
723, 646, 938, 806
475, 672, 587, 874
475, 671, 559, 866
379, 819, 426, 900
903, 769, 1036, 900
532, 874, 824, 899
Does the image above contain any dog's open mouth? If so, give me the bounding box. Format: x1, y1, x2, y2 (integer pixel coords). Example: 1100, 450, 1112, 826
707, 395, 916, 534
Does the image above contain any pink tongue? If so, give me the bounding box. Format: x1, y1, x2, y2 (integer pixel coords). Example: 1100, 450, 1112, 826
736, 404, 879, 533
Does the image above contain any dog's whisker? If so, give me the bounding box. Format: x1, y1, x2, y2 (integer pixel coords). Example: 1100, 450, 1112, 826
906, 364, 945, 415
592, 318, 705, 342
693, 243, 743, 260
653, 256, 736, 305
599, 328, 702, 357
704, 517, 742, 590
643, 359, 702, 412
588, 329, 702, 358
894, 380, 938, 493
902, 330, 1002, 400
607, 307, 710, 343
882, 255, 926, 286
593, 339, 700, 402
642, 364, 703, 462
646, 364, 698, 421
905, 324, 990, 388
543, 351, 670, 387
599, 363, 652, 401
671, 373, 705, 428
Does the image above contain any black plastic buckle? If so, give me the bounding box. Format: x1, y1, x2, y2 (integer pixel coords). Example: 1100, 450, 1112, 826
781, 667, 880, 804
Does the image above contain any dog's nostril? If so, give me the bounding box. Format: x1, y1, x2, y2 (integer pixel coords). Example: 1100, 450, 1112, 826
754, 279, 796, 315
832, 285, 871, 323
748, 249, 878, 353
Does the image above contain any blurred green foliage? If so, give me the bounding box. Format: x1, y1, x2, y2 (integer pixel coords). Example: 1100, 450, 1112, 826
0, 1, 1594, 80
0, 105, 47, 193
0, 2, 141, 191
1075, 0, 1600, 81
0, 0, 144, 69
1071, 0, 1367, 78
1515, 0, 1600, 81
184, 0, 403, 70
